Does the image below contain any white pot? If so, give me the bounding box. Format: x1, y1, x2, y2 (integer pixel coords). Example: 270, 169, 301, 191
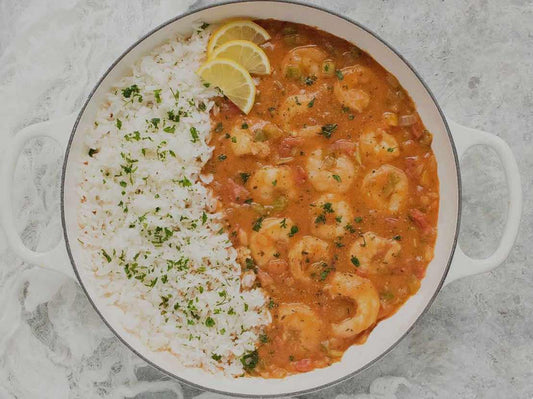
0, 1, 522, 397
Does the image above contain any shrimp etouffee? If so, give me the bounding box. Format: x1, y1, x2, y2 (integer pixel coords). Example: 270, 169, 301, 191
203, 20, 439, 377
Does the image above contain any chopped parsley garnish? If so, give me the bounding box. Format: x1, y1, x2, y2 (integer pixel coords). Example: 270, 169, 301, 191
218, 154, 227, 161
178, 177, 192, 187
320, 123, 338, 139
241, 123, 249, 129
307, 97, 316, 108
163, 125, 175, 133
332, 174, 342, 182
280, 218, 287, 228
304, 75, 317, 85
88, 148, 99, 157
239, 172, 250, 183
153, 89, 162, 103
393, 235, 402, 241
335, 69, 344, 80
205, 317, 215, 327
354, 216, 363, 223
322, 202, 334, 213
116, 119, 122, 130
241, 350, 259, 371
288, 225, 299, 237
345, 223, 356, 233
387, 147, 395, 152
259, 334, 269, 343
211, 353, 222, 361
201, 212, 208, 225
215, 122, 223, 133
150, 118, 160, 128
252, 216, 264, 232
315, 213, 326, 224
121, 84, 140, 99
198, 101, 206, 111
190, 126, 199, 142
351, 256, 360, 267
101, 249, 112, 263
245, 258, 256, 271
199, 22, 210, 30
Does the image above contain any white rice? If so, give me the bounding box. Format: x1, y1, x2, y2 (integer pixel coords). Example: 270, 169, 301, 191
77, 26, 269, 376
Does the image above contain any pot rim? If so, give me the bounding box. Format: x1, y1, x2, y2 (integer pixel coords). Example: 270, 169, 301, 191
60, 1, 461, 397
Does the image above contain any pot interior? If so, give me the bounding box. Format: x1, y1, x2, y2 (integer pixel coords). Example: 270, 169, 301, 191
62, 1, 459, 396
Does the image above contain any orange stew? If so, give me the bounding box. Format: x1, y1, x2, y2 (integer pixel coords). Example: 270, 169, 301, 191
203, 20, 439, 377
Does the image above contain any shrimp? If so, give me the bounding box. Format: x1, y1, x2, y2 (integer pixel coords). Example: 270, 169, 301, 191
334, 65, 376, 113
310, 194, 354, 240
306, 149, 355, 193
229, 117, 283, 158
361, 164, 408, 214
279, 94, 322, 137
249, 217, 294, 267
325, 272, 380, 338
288, 236, 331, 283
282, 45, 328, 79
248, 166, 297, 205
359, 128, 400, 163
278, 303, 324, 357
349, 232, 401, 274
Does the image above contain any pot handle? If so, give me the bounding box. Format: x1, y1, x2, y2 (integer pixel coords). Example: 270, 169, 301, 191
0, 115, 77, 278
444, 120, 522, 285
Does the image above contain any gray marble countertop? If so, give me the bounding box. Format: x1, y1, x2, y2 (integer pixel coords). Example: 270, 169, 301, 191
0, 0, 531, 398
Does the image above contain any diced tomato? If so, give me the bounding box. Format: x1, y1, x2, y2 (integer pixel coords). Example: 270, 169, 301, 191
409, 209, 433, 235
292, 358, 313, 372
279, 137, 304, 157
217, 98, 241, 118
225, 178, 250, 203
293, 165, 307, 184
257, 270, 274, 287
410, 120, 425, 139
405, 156, 423, 179
330, 139, 356, 155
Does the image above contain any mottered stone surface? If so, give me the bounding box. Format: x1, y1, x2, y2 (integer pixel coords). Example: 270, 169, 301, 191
0, 0, 531, 398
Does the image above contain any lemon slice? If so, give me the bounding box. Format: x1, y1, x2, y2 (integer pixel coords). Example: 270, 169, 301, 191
207, 20, 271, 56
197, 58, 256, 114
210, 40, 271, 75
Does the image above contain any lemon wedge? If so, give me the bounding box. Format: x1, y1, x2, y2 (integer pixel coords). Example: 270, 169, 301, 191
197, 58, 256, 114
210, 40, 271, 75
207, 20, 271, 56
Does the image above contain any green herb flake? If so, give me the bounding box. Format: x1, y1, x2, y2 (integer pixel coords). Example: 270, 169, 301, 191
354, 216, 363, 223
205, 317, 215, 327
393, 235, 402, 241
218, 154, 227, 161
332, 174, 342, 182
154, 89, 162, 103
320, 123, 338, 139
211, 353, 222, 361
164, 125, 176, 133
241, 350, 259, 371
307, 97, 316, 108
335, 69, 344, 80
240, 172, 250, 183
351, 256, 360, 267
101, 249, 112, 263
288, 225, 299, 237
252, 216, 264, 232
88, 148, 99, 157
215, 122, 223, 133
190, 127, 199, 142
116, 119, 122, 130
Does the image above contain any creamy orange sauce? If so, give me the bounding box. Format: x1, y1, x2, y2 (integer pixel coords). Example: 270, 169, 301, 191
203, 20, 439, 377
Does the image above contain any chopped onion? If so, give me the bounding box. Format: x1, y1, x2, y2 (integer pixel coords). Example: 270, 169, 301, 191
276, 156, 294, 164
398, 114, 417, 126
